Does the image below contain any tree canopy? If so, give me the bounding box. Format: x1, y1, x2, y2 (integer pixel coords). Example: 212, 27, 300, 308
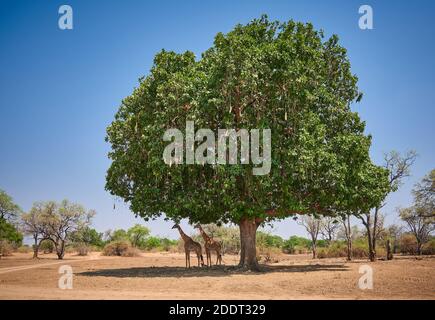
413, 168, 435, 217
26, 200, 94, 259
105, 16, 389, 269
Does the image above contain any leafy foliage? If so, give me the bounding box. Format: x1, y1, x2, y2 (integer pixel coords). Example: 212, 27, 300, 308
257, 231, 285, 248
70, 227, 104, 248
39, 239, 54, 253
282, 235, 311, 253
106, 229, 129, 242
27, 200, 94, 259
127, 224, 150, 247
0, 219, 23, 246
0, 189, 21, 222
105, 15, 388, 227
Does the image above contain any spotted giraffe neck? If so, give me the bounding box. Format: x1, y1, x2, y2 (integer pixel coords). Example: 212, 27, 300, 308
176, 226, 190, 242
199, 226, 211, 242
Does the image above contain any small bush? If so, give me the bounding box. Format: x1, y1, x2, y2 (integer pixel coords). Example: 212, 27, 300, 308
39, 240, 54, 254
143, 236, 161, 250
422, 239, 435, 255
317, 242, 347, 258
122, 246, 141, 257
399, 234, 418, 255
0, 240, 14, 256
351, 246, 368, 259
65, 246, 76, 254
75, 244, 89, 256
102, 241, 139, 257
91, 245, 102, 252
16, 245, 32, 253
159, 238, 178, 251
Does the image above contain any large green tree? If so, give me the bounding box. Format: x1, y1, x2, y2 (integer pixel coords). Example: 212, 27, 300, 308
106, 16, 388, 270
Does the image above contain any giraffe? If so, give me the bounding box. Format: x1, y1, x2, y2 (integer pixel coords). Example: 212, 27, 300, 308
172, 224, 204, 268
194, 224, 223, 267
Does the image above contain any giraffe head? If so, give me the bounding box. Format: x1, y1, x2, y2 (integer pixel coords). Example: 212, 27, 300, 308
193, 223, 202, 230
171, 223, 179, 229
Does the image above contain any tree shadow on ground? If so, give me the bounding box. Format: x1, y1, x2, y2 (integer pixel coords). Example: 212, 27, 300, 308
78, 263, 349, 278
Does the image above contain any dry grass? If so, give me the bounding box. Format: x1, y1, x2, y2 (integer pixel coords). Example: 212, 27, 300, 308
0, 252, 434, 299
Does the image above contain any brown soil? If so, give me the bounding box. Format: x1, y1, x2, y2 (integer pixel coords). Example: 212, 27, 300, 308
0, 252, 434, 299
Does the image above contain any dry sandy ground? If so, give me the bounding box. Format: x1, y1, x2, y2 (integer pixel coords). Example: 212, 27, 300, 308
0, 252, 434, 299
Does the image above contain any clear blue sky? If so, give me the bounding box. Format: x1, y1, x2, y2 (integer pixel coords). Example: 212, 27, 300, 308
1, 0, 434, 240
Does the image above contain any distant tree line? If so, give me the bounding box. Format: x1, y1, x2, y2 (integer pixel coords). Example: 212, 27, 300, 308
0, 165, 433, 260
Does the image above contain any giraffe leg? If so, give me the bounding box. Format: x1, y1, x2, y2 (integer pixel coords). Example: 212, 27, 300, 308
185, 251, 188, 268
207, 249, 211, 267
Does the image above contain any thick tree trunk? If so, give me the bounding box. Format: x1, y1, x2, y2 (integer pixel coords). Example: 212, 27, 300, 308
372, 207, 379, 258
32, 235, 39, 259
238, 218, 260, 271
342, 216, 353, 261
55, 240, 65, 260
312, 242, 317, 259
347, 239, 353, 261
361, 215, 376, 262
366, 225, 375, 262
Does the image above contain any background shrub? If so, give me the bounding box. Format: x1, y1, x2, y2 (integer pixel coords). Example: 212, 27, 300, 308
398, 234, 418, 255
75, 244, 89, 256
143, 236, 161, 250
0, 240, 14, 256
316, 240, 387, 259
39, 239, 54, 253
102, 240, 139, 257
16, 245, 32, 253
422, 238, 435, 255
0, 219, 23, 247
282, 236, 311, 254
